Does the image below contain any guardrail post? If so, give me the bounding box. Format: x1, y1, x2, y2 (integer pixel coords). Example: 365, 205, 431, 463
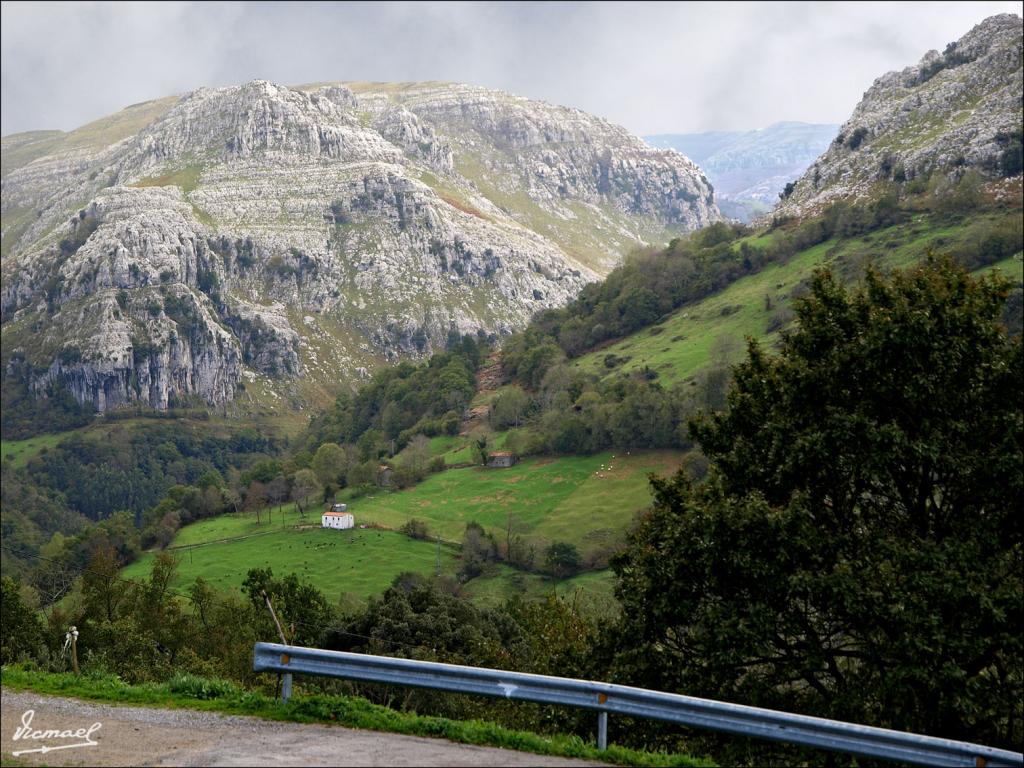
597, 711, 608, 750
281, 670, 292, 703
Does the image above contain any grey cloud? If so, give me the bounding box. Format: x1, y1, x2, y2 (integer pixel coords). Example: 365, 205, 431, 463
2, 1, 1020, 137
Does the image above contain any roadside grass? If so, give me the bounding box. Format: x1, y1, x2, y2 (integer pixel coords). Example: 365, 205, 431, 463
0, 666, 713, 767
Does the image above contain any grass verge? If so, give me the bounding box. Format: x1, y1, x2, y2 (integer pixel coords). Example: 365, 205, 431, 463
0, 666, 713, 767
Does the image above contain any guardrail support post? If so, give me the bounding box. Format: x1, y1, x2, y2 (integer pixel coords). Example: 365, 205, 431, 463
281, 671, 292, 703
597, 711, 608, 750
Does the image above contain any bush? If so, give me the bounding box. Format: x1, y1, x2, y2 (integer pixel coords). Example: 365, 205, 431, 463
995, 128, 1023, 177
846, 127, 869, 150
400, 518, 431, 540
167, 672, 239, 700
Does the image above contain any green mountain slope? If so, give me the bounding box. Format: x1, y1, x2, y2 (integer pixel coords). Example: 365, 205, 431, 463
572, 210, 1023, 386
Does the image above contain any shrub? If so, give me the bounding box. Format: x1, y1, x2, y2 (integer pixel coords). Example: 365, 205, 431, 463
846, 127, 869, 150
400, 518, 431, 540
167, 672, 239, 700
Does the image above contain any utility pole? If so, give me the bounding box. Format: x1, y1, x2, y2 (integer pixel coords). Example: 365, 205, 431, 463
436, 537, 441, 577
261, 591, 292, 703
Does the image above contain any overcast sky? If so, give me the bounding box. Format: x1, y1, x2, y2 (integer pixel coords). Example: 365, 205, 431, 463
2, 1, 1021, 137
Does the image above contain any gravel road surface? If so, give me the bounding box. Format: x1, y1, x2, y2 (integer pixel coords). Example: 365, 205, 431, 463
1, 690, 605, 767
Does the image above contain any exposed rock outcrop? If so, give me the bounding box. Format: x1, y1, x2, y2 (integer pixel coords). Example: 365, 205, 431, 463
1, 79, 720, 413
772, 14, 1023, 219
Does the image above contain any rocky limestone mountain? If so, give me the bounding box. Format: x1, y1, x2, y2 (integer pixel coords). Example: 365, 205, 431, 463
646, 122, 839, 222
772, 13, 1023, 220
1, 80, 718, 416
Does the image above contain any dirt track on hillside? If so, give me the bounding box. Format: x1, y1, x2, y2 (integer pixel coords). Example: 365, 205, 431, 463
1, 690, 605, 767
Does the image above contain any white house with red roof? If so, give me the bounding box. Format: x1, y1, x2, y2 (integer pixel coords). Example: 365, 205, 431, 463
322, 503, 354, 530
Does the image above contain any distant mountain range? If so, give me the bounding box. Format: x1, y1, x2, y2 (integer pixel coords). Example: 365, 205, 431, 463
645, 122, 839, 222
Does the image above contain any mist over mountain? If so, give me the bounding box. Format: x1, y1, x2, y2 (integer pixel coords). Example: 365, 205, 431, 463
646, 122, 839, 222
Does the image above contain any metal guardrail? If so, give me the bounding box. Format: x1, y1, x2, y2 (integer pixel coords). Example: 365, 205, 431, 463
254, 642, 1024, 767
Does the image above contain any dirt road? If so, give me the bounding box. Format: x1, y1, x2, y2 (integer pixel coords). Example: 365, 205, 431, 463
1, 690, 605, 767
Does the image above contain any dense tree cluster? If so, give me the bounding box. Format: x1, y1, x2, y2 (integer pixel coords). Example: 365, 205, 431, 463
610, 258, 1023, 754
0, 375, 94, 440
25, 423, 277, 523
1, 423, 278, 577
304, 333, 485, 454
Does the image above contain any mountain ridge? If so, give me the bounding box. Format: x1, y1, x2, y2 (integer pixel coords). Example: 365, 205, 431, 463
1, 79, 719, 419
772, 13, 1023, 220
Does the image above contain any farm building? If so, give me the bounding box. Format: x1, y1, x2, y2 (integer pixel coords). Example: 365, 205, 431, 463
322, 511, 354, 530
487, 451, 517, 468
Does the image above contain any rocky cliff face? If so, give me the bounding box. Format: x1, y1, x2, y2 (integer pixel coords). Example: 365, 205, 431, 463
772, 14, 1023, 220
1, 80, 718, 414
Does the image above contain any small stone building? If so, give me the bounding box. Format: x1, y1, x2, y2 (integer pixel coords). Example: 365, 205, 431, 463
487, 451, 517, 468
322, 511, 354, 530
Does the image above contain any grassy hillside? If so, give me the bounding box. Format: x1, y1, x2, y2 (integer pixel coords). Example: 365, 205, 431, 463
0, 433, 65, 469
1, 96, 180, 177
572, 211, 1023, 386
120, 449, 682, 607
121, 527, 461, 602
338, 451, 679, 554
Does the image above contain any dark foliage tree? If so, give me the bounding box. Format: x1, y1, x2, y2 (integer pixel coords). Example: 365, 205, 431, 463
611, 257, 1023, 751
544, 542, 581, 580
0, 577, 45, 664
242, 567, 333, 647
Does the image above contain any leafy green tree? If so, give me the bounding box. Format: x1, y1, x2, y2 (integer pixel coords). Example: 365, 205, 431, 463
81, 545, 126, 623
611, 258, 1023, 750
544, 542, 581, 580
0, 577, 45, 664
459, 522, 497, 581
242, 568, 333, 646
290, 468, 320, 517
400, 518, 431, 540
311, 442, 347, 486
491, 386, 531, 429
399, 434, 432, 480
